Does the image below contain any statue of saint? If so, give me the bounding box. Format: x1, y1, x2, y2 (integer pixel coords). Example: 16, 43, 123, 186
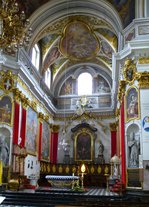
0, 133, 9, 166
128, 132, 139, 167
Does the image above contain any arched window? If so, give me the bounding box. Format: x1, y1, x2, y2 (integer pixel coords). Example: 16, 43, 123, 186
31, 44, 40, 70
45, 68, 51, 88
78, 72, 92, 95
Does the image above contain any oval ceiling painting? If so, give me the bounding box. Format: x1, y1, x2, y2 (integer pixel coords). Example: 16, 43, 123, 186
60, 21, 100, 60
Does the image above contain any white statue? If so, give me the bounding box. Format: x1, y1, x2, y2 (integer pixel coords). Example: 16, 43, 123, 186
0, 133, 9, 166
128, 132, 139, 167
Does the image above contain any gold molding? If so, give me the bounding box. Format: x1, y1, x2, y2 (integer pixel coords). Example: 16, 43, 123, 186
17, 76, 53, 119
117, 80, 126, 103
138, 57, 149, 64
123, 58, 136, 85
0, 70, 17, 94
136, 71, 149, 88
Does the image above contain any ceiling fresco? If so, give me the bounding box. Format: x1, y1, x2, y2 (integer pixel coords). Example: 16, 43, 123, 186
17, 0, 134, 108
39, 15, 116, 78
59, 21, 100, 61
19, 0, 135, 28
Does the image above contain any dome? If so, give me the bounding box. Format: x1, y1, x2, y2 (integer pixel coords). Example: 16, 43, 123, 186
110, 155, 120, 164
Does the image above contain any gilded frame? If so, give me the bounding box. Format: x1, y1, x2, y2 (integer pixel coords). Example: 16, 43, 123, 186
125, 86, 140, 122
25, 106, 39, 155
0, 95, 13, 126
123, 60, 136, 85
74, 128, 94, 162
41, 120, 50, 161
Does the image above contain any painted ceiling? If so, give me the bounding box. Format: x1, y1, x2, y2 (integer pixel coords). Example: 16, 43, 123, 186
19, 0, 135, 28
38, 15, 117, 80
18, 1, 135, 79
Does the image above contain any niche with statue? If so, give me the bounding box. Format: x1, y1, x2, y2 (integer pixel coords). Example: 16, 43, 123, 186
127, 124, 140, 168
126, 123, 142, 188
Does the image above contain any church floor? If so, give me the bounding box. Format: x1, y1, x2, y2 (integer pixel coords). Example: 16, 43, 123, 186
0, 187, 149, 206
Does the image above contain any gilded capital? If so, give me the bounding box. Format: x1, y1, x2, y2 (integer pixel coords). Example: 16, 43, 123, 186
13, 88, 22, 102
38, 112, 44, 120
22, 97, 29, 109
45, 115, 50, 122
109, 123, 117, 131
30, 101, 37, 111
51, 124, 60, 133
136, 71, 149, 88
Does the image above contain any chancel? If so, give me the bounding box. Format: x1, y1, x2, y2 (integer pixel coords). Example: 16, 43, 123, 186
0, 0, 149, 206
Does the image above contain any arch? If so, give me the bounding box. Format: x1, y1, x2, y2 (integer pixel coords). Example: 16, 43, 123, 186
27, 0, 123, 53
52, 63, 112, 96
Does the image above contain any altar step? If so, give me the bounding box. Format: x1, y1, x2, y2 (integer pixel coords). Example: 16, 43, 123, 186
0, 188, 149, 206
36, 187, 119, 196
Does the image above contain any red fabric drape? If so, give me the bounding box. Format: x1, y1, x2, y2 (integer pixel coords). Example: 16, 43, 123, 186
111, 130, 117, 157
50, 132, 58, 164
120, 96, 126, 187
20, 107, 27, 148
13, 102, 20, 145
38, 122, 42, 161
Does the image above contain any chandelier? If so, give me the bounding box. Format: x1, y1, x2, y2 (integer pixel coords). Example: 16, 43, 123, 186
0, 0, 32, 51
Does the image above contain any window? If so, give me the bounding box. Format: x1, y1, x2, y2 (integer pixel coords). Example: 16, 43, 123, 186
31, 44, 40, 70
45, 68, 51, 88
78, 72, 92, 95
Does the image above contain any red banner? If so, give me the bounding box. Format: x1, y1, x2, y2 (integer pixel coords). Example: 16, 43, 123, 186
20, 107, 27, 148
38, 122, 42, 160
120, 96, 126, 186
13, 102, 20, 145
111, 130, 117, 157
50, 132, 58, 164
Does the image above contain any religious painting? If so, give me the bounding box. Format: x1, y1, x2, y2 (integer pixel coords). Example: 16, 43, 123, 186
0, 96, 12, 125
60, 77, 74, 96
0, 127, 10, 167
74, 129, 94, 162
96, 75, 110, 94
123, 59, 136, 84
100, 40, 113, 59
41, 120, 50, 161
26, 107, 38, 154
125, 29, 135, 43
126, 87, 140, 122
41, 47, 60, 74
60, 21, 100, 60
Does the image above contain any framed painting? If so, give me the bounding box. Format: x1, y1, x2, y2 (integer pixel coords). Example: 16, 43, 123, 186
0, 96, 12, 125
26, 107, 38, 154
41, 120, 50, 161
125, 87, 140, 122
74, 128, 94, 162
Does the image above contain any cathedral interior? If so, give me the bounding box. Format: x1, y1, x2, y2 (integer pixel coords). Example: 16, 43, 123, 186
0, 0, 149, 206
